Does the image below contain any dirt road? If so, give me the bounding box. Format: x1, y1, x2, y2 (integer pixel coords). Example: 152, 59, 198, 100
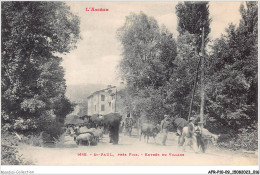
18, 130, 258, 165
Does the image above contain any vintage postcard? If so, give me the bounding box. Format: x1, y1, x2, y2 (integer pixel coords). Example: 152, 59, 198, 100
1, 0, 258, 174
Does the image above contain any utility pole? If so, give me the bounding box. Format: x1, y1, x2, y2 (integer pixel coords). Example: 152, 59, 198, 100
115, 88, 117, 113
200, 27, 205, 128
187, 57, 201, 121
98, 94, 99, 115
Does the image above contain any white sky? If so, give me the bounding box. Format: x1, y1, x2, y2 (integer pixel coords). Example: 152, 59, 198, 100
61, 1, 243, 86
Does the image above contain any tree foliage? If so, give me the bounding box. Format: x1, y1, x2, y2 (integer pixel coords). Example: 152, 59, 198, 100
1, 2, 80, 135
176, 1, 211, 52
165, 33, 201, 119
117, 12, 177, 90
174, 1, 212, 120
117, 12, 178, 122
117, 3, 258, 151
206, 2, 258, 133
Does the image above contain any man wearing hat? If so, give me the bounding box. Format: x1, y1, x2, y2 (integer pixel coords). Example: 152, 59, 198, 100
186, 116, 199, 151
161, 114, 171, 146
125, 113, 133, 136
179, 116, 199, 152
187, 117, 196, 137
194, 120, 206, 152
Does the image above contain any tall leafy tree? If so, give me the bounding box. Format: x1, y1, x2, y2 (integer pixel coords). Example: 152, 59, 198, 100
1, 2, 80, 135
175, 1, 211, 52
206, 2, 258, 133
164, 33, 201, 119
117, 12, 178, 122
117, 12, 177, 90
174, 2, 211, 120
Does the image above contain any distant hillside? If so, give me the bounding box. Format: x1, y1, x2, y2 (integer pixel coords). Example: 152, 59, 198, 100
65, 84, 107, 103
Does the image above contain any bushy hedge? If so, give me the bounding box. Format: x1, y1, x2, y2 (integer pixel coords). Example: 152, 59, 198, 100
217, 123, 258, 151
1, 132, 32, 165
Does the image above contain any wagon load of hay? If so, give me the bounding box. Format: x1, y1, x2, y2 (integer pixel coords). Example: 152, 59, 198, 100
103, 113, 122, 144
90, 114, 103, 126
103, 113, 122, 125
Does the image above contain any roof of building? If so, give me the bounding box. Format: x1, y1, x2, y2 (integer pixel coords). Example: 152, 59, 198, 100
87, 86, 116, 99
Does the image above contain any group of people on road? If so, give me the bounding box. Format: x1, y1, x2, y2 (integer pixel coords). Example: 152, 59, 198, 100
160, 114, 205, 152
121, 112, 210, 153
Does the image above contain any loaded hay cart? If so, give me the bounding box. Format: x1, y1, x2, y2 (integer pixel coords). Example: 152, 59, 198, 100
103, 113, 122, 144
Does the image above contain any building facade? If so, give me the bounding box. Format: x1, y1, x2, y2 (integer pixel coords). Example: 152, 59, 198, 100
87, 86, 118, 116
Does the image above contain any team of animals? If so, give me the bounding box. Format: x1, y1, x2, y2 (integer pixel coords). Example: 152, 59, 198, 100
67, 113, 121, 146
73, 127, 104, 146
139, 116, 219, 153
67, 113, 219, 153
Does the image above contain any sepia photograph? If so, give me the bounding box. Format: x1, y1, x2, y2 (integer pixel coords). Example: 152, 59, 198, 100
1, 0, 258, 174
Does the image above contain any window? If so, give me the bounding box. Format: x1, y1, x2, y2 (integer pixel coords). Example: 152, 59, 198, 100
101, 95, 105, 101
95, 105, 96, 111
101, 105, 105, 111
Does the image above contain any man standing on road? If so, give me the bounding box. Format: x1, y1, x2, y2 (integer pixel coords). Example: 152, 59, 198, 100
161, 114, 171, 146
179, 116, 199, 152
125, 113, 133, 136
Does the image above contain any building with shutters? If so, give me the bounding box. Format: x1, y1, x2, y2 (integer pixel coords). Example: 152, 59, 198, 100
87, 85, 118, 116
